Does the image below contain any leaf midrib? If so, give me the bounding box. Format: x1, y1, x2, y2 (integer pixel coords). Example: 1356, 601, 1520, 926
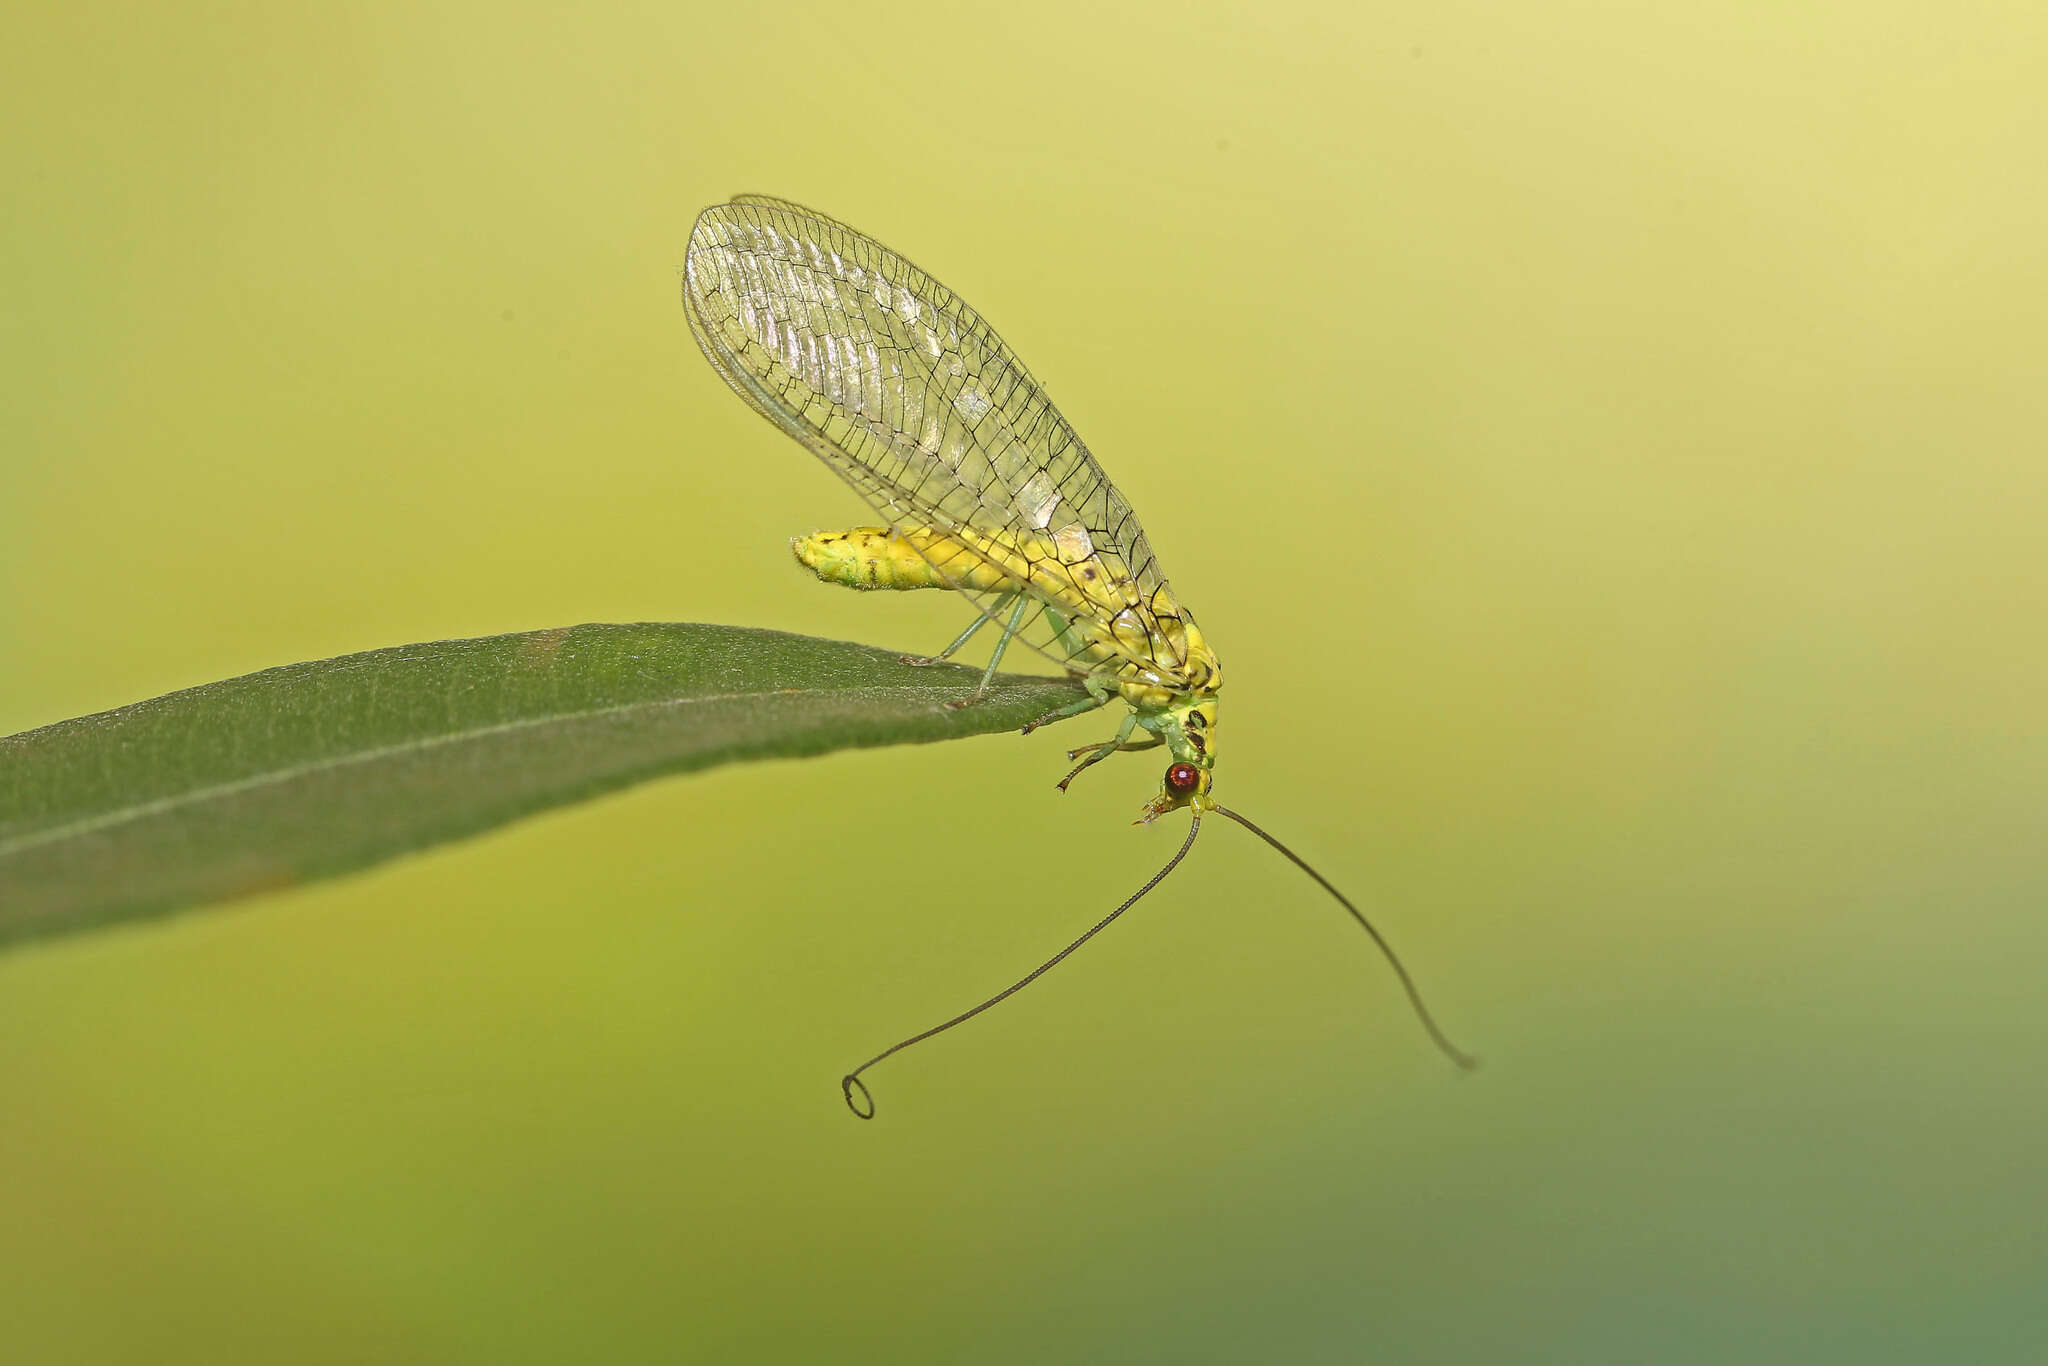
0, 685, 834, 858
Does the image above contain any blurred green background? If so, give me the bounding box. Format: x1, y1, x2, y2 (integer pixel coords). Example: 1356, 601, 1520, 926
4, 2, 2044, 1361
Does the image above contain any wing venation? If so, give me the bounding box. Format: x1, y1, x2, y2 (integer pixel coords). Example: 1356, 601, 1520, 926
684, 198, 1194, 686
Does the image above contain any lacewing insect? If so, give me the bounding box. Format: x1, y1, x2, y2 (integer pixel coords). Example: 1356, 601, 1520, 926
683, 195, 1475, 1116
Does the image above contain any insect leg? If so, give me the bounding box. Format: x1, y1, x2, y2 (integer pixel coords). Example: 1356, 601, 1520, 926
1055, 712, 1163, 791
1068, 731, 1165, 760
944, 594, 1032, 708
900, 607, 996, 668
1020, 670, 1115, 735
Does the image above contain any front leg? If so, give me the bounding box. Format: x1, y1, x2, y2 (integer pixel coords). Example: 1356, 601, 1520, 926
1065, 733, 1164, 763
1056, 726, 1162, 791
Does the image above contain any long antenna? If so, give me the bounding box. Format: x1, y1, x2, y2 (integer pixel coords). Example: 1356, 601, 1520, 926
841, 812, 1205, 1118
1211, 803, 1480, 1072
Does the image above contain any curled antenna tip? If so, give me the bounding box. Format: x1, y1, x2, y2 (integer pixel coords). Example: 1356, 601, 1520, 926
832, 814, 1204, 1121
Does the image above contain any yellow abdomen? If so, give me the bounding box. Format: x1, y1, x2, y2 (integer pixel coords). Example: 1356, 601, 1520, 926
793, 524, 1221, 698
792, 528, 1026, 592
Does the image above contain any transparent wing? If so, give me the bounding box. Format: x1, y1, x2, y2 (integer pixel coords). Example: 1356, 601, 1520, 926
683, 197, 1190, 684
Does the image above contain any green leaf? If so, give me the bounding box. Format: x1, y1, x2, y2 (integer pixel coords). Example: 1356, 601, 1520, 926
0, 623, 1088, 948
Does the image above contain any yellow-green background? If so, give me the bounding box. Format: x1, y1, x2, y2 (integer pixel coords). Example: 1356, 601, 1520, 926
4, 2, 2043, 1361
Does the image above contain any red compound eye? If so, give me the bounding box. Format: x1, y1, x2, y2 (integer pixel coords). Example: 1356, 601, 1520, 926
1165, 762, 1201, 794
